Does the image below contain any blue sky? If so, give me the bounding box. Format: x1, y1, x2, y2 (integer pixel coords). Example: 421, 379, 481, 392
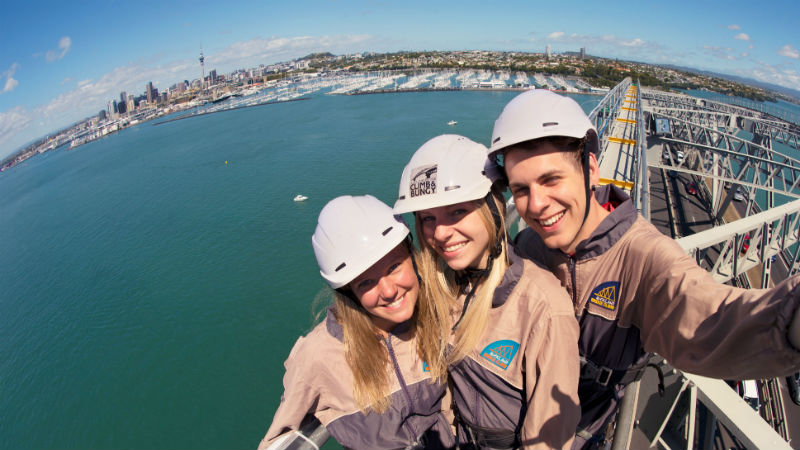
1, 0, 798, 159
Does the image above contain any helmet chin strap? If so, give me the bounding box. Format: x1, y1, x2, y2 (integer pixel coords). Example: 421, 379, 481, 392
582, 143, 592, 228
572, 142, 593, 254
451, 191, 505, 331
406, 236, 422, 284
451, 263, 490, 332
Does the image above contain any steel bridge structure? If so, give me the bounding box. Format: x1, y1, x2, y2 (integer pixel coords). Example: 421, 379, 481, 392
585, 78, 800, 450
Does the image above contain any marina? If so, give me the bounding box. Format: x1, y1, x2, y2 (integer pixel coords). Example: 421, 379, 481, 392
48, 70, 608, 154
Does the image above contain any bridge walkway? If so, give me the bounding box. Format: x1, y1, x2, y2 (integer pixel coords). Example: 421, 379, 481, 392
597, 84, 640, 191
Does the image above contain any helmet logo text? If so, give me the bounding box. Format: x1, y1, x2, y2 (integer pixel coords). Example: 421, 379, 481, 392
410, 164, 437, 197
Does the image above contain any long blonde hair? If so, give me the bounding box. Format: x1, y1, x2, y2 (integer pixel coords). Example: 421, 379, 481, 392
329, 241, 450, 413
415, 186, 509, 364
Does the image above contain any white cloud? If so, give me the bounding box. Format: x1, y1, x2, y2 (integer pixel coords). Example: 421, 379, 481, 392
35, 65, 143, 118
0, 106, 32, 149
4, 77, 18, 93
1, 63, 20, 94
45, 36, 72, 62
621, 38, 645, 47
736, 62, 800, 91
778, 44, 799, 59
703, 45, 739, 61
727, 24, 741, 30
734, 33, 750, 41
533, 32, 677, 62
210, 34, 373, 72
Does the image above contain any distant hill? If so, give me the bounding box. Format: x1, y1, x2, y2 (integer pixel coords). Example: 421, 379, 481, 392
299, 52, 335, 61
661, 64, 800, 101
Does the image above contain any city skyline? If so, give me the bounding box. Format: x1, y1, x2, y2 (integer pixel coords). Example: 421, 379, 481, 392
1, 0, 798, 159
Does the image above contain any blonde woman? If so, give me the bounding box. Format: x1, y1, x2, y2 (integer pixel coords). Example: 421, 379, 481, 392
394, 135, 581, 450
259, 195, 454, 450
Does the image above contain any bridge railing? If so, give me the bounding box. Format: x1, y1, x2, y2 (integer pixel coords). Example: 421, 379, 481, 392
627, 359, 793, 450
635, 81, 650, 220
675, 195, 800, 283
265, 415, 330, 450
589, 77, 631, 166
621, 87, 800, 450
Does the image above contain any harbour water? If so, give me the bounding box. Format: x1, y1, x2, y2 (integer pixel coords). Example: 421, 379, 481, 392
0, 90, 601, 449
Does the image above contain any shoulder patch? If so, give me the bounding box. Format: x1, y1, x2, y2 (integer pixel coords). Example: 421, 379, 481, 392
422, 361, 430, 372
480, 340, 520, 370
589, 281, 620, 311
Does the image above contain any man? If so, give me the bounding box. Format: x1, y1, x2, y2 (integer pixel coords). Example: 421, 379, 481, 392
488, 89, 800, 449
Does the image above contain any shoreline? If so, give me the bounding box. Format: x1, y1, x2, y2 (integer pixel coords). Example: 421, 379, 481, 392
342, 86, 607, 96
152, 97, 310, 126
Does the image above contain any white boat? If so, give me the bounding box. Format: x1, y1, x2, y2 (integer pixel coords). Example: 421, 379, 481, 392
293, 194, 308, 202
447, 120, 457, 126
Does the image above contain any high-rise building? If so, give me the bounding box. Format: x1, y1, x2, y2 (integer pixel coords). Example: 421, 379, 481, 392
120, 91, 127, 104
580, 47, 586, 59
127, 94, 135, 113
546, 45, 551, 60
145, 82, 160, 104
209, 69, 217, 85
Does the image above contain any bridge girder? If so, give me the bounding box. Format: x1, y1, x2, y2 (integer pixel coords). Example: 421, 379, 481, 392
646, 115, 800, 201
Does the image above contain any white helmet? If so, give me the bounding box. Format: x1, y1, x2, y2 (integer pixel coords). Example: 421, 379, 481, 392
488, 90, 599, 161
312, 195, 410, 289
394, 134, 502, 214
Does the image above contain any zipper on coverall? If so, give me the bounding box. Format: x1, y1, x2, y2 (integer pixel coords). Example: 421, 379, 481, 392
569, 256, 578, 307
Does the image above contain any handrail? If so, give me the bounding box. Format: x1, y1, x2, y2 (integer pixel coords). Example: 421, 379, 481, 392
635, 81, 650, 220
269, 415, 330, 450
589, 77, 631, 165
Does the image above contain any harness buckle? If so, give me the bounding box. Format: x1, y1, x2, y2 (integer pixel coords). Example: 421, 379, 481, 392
597, 366, 613, 386
580, 357, 615, 386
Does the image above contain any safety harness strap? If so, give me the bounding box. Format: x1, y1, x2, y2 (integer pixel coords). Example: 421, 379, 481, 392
579, 356, 647, 387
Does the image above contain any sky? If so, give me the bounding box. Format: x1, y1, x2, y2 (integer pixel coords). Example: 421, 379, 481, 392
1, 0, 798, 159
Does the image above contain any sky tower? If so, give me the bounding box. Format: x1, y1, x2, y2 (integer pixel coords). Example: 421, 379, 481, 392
199, 49, 205, 92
